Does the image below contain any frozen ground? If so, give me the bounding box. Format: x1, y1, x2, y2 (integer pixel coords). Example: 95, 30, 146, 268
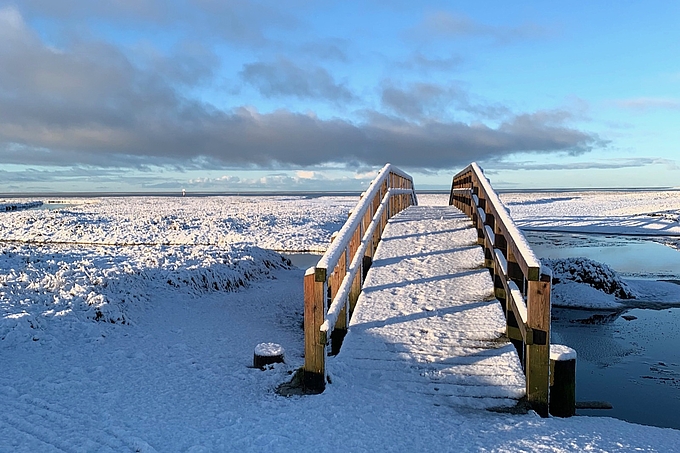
502, 190, 680, 245
1, 193, 680, 451
0, 196, 356, 252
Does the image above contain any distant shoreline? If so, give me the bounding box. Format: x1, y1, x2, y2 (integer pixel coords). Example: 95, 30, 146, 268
1, 187, 678, 198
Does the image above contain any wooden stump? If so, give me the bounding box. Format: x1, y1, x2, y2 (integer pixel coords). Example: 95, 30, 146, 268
549, 344, 576, 417
254, 343, 285, 369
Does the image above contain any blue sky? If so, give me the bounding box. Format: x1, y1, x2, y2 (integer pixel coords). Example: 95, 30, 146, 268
1, 0, 679, 193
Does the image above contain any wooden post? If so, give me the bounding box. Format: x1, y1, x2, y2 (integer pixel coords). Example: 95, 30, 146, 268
331, 249, 347, 355
525, 274, 551, 417
493, 226, 508, 303
304, 268, 326, 391
550, 344, 576, 417
506, 247, 524, 294
349, 228, 362, 313
475, 193, 486, 246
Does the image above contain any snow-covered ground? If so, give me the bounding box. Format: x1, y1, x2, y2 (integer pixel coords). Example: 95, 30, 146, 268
0, 196, 356, 251
502, 190, 680, 240
2, 193, 680, 451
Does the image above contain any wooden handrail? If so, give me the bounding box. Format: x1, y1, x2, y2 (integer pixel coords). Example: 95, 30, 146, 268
450, 162, 552, 417
303, 164, 417, 391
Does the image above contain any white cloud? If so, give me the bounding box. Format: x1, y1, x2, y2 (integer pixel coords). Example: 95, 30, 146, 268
614, 97, 680, 111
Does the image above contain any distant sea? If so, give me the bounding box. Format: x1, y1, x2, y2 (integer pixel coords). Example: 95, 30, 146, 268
2, 187, 678, 199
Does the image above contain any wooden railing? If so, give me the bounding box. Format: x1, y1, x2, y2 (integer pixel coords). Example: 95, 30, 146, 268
303, 164, 417, 391
450, 163, 552, 417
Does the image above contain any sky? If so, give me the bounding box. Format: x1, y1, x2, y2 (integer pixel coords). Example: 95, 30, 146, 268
1, 0, 679, 193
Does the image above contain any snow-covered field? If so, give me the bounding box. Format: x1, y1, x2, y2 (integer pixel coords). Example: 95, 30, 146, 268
502, 190, 680, 243
1, 192, 680, 451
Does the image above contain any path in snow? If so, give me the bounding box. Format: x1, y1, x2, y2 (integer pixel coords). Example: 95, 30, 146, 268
331, 205, 526, 410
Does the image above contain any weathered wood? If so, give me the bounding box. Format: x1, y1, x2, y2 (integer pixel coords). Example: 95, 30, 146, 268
304, 269, 326, 390
525, 277, 551, 416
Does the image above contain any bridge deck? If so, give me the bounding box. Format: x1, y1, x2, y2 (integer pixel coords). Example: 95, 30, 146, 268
331, 205, 526, 410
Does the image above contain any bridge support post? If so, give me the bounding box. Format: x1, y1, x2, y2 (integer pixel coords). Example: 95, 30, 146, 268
304, 268, 326, 391
549, 344, 577, 417
525, 275, 551, 417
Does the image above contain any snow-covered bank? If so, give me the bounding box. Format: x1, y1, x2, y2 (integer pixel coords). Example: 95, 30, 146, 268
502, 190, 680, 238
3, 264, 680, 452
0, 244, 291, 345
545, 257, 680, 310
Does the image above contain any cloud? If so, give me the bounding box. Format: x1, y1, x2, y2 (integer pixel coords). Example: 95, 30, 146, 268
408, 11, 550, 43
14, 0, 298, 48
381, 83, 461, 119
380, 82, 509, 120
298, 39, 349, 62
0, 6, 603, 173
14, 0, 168, 22
396, 52, 464, 72
614, 97, 680, 111
182, 170, 373, 191
0, 103, 604, 171
487, 158, 678, 171
239, 58, 355, 102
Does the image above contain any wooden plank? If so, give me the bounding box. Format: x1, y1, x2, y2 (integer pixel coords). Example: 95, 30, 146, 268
525, 278, 551, 416
304, 269, 326, 390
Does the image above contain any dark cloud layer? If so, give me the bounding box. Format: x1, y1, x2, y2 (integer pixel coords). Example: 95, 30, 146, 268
0, 5, 603, 173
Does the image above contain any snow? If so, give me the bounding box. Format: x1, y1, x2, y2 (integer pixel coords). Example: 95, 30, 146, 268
550, 344, 577, 361
1, 192, 680, 451
502, 190, 680, 237
254, 342, 285, 357
333, 205, 526, 410
0, 195, 356, 252
499, 191, 680, 310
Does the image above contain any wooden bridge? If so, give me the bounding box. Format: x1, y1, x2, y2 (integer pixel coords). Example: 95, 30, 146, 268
302, 163, 552, 417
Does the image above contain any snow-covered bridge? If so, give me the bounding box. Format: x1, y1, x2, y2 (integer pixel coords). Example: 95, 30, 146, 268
302, 163, 552, 417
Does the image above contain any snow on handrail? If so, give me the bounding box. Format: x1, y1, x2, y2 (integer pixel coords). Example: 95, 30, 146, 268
508, 281, 528, 325
321, 190, 390, 333
469, 163, 540, 269
303, 163, 417, 391
316, 164, 416, 276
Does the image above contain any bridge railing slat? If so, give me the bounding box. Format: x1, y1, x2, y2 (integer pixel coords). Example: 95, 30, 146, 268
450, 162, 552, 417
303, 164, 417, 391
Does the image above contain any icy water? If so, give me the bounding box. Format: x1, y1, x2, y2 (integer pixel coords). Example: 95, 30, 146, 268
525, 231, 680, 280
552, 307, 680, 429
282, 253, 322, 270
526, 232, 680, 429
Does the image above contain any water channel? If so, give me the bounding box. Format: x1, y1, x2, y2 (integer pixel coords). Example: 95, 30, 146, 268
525, 231, 680, 429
